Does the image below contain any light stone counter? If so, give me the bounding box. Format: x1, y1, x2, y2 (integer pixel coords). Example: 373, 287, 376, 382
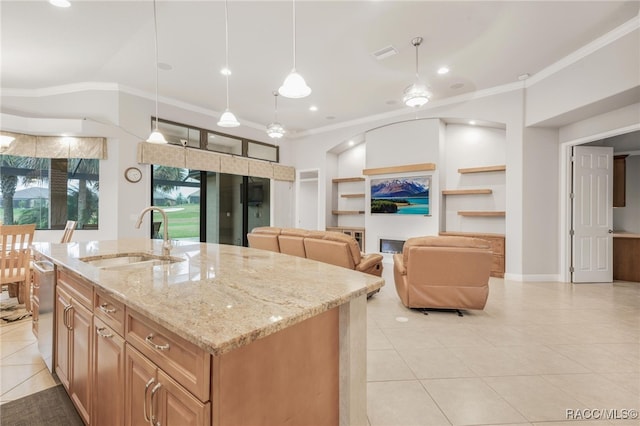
34, 238, 384, 356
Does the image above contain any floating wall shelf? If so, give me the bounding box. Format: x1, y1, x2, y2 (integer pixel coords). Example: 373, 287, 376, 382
362, 163, 436, 176
332, 177, 365, 183
332, 210, 365, 215
442, 189, 493, 195
341, 193, 365, 198
458, 165, 506, 174
458, 211, 505, 217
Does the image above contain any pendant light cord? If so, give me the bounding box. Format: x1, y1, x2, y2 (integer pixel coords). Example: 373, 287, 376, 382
224, 0, 230, 109
153, 0, 160, 131
414, 42, 419, 81
274, 93, 279, 121
292, 0, 296, 69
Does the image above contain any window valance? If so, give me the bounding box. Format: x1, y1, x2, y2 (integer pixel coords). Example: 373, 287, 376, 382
0, 131, 107, 159
137, 142, 294, 182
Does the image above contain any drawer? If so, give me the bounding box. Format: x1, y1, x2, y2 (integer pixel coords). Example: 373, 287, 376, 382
57, 269, 93, 310
125, 309, 210, 402
94, 290, 125, 336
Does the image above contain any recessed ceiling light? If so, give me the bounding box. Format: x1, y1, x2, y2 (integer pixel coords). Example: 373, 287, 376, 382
158, 62, 172, 71
220, 67, 231, 76
49, 0, 71, 7
348, 140, 355, 146
309, 105, 318, 112
469, 120, 476, 125
437, 67, 450, 75
518, 73, 530, 81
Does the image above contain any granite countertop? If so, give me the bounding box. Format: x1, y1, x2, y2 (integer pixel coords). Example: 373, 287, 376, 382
34, 239, 384, 355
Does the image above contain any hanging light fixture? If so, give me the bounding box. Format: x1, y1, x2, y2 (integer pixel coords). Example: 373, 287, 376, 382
266, 91, 285, 139
278, 0, 311, 99
146, 0, 167, 143
403, 37, 430, 108
217, 0, 240, 128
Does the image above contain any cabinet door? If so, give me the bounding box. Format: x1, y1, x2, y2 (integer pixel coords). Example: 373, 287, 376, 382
93, 317, 125, 426
55, 286, 72, 390
156, 369, 211, 426
69, 299, 93, 425
125, 345, 158, 426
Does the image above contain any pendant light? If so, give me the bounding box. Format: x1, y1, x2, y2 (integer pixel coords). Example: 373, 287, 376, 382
146, 0, 167, 143
403, 37, 430, 108
217, 0, 240, 128
266, 91, 285, 139
278, 0, 311, 99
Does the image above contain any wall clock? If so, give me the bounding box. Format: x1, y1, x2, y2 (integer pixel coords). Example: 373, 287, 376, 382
124, 167, 142, 183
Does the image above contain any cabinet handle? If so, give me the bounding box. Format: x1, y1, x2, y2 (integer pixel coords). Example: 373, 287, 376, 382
63, 305, 73, 330
145, 334, 170, 351
96, 326, 113, 338
143, 378, 155, 423
150, 382, 162, 426
99, 303, 117, 314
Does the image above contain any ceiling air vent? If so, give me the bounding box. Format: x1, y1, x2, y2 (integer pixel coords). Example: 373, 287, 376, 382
371, 45, 398, 60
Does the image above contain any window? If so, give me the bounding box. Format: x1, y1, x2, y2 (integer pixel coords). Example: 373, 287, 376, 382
156, 119, 279, 162
0, 155, 99, 229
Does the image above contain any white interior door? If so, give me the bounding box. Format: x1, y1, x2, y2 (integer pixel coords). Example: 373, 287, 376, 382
572, 146, 613, 283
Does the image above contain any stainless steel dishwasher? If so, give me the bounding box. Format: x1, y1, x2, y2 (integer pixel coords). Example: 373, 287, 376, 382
32, 260, 56, 372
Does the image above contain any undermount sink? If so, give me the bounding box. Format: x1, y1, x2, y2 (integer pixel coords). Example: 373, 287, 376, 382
80, 253, 183, 270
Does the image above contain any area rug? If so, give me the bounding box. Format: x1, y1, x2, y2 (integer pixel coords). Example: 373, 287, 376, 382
0, 294, 31, 326
0, 384, 83, 426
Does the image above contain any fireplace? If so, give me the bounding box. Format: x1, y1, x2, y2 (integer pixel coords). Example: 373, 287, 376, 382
379, 238, 405, 254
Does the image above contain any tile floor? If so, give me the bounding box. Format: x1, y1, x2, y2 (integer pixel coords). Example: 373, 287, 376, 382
1, 266, 639, 426
365, 266, 639, 426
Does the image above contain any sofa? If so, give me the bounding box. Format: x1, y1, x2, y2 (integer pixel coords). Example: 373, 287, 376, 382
247, 227, 384, 278
393, 236, 492, 311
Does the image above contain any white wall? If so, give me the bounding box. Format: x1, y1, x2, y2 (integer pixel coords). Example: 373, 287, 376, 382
614, 154, 640, 233
443, 124, 506, 234
522, 127, 560, 278
335, 144, 366, 229
364, 119, 441, 256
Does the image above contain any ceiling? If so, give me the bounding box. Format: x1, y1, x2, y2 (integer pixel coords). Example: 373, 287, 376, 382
1, 1, 638, 136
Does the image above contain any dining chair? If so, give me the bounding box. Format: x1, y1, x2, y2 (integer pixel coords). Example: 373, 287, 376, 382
61, 220, 77, 243
0, 224, 36, 310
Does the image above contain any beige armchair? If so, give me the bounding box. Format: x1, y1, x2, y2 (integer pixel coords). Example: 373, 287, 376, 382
393, 236, 492, 312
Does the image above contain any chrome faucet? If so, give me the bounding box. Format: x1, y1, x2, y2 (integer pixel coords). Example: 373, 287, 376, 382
135, 206, 171, 256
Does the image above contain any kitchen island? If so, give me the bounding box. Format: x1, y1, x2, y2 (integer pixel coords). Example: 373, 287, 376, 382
34, 239, 384, 426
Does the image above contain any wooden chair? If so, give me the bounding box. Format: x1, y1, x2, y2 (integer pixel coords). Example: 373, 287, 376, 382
61, 220, 77, 243
0, 224, 36, 310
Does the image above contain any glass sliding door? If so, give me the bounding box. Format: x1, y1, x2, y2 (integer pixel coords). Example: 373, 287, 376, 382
151, 167, 270, 246
151, 166, 201, 241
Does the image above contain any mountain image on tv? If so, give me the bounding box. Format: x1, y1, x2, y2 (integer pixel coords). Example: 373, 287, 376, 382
371, 178, 429, 198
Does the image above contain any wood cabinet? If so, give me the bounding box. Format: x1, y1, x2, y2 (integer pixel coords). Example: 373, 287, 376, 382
125, 341, 210, 426
440, 231, 505, 278
93, 315, 125, 426
55, 273, 93, 425
326, 226, 365, 252
613, 155, 627, 207
613, 235, 640, 282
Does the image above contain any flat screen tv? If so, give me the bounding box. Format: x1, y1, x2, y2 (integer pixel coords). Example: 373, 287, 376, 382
370, 175, 430, 215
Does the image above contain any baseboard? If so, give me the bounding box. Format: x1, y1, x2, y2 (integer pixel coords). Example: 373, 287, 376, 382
503, 273, 563, 282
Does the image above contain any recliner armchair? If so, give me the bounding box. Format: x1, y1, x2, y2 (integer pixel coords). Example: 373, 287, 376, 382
393, 236, 492, 311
